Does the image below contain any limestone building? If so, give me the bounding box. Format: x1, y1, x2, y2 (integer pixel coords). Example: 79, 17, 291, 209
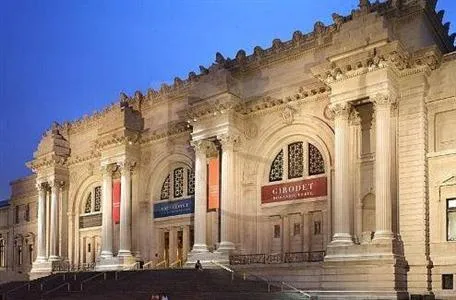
1, 0, 456, 298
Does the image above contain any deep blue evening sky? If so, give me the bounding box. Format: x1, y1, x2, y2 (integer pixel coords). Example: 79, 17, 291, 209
0, 0, 455, 200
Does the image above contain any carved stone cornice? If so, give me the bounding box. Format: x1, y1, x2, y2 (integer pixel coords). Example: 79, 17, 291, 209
27, 154, 68, 173
140, 121, 191, 145
186, 95, 241, 123
240, 84, 330, 115
312, 41, 445, 86
67, 150, 101, 166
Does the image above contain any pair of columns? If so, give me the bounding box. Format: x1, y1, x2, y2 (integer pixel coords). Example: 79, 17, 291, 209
35, 180, 64, 263
191, 134, 238, 253
100, 161, 135, 258
331, 93, 395, 245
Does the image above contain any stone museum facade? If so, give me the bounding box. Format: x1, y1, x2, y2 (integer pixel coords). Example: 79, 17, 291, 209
1, 0, 456, 298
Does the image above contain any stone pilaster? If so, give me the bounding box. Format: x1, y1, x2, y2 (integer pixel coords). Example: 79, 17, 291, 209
100, 164, 115, 258
330, 103, 354, 245
217, 134, 239, 253
190, 140, 215, 253
372, 94, 394, 241
118, 160, 135, 257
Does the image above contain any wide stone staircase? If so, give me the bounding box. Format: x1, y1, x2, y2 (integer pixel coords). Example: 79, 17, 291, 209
0, 269, 310, 300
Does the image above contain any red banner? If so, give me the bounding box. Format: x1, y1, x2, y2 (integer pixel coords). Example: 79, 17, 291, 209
261, 177, 327, 204
207, 158, 220, 210
112, 180, 121, 224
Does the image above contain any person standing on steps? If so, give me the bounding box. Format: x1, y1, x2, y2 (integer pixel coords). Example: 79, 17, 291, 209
195, 259, 203, 271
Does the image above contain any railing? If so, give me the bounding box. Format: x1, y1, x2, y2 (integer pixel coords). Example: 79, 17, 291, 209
280, 281, 312, 299
41, 282, 70, 298
210, 260, 235, 281
230, 251, 325, 265
80, 272, 106, 291
169, 259, 182, 269
40, 274, 65, 291
142, 260, 154, 269
52, 261, 96, 272
2, 282, 31, 300
123, 262, 140, 271
155, 260, 167, 269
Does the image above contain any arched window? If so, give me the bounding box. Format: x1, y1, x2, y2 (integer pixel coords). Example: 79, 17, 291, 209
160, 167, 195, 201
269, 141, 325, 182
83, 186, 102, 214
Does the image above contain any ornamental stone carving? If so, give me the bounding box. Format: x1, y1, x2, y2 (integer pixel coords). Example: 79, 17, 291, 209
281, 106, 296, 125
243, 122, 258, 140
191, 140, 217, 156
329, 103, 352, 120
101, 164, 116, 177
218, 134, 240, 150
372, 93, 396, 109
117, 160, 136, 175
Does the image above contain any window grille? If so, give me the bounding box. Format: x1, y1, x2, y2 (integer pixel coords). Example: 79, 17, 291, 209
173, 167, 184, 198
84, 193, 92, 214
187, 169, 195, 196
308, 143, 325, 176
160, 175, 170, 200
288, 142, 304, 179
94, 186, 101, 212
269, 150, 284, 182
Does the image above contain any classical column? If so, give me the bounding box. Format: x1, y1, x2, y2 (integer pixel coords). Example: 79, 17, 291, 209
100, 164, 115, 258
373, 94, 395, 241
217, 134, 239, 253
49, 180, 60, 261
35, 183, 47, 263
190, 140, 213, 253
183, 225, 190, 261
330, 103, 354, 245
118, 161, 134, 257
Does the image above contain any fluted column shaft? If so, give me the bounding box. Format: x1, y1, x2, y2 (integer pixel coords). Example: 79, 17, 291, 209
217, 134, 238, 252
49, 181, 60, 261
36, 183, 47, 262
101, 165, 114, 258
373, 94, 394, 241
119, 161, 134, 257
191, 140, 212, 253
331, 103, 353, 245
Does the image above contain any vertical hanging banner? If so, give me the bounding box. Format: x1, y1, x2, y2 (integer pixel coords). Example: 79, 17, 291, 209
112, 179, 121, 224
207, 157, 220, 211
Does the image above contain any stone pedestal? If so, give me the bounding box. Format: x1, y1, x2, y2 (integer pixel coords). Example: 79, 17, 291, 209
95, 255, 138, 271
29, 261, 53, 280
185, 251, 230, 269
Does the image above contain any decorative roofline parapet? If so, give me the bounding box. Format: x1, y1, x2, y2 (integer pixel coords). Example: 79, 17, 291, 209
36, 0, 455, 138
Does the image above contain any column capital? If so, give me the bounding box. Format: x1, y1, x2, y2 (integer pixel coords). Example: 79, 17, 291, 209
58, 181, 66, 192
329, 103, 352, 120
48, 179, 59, 189
35, 182, 47, 192
191, 140, 217, 156
371, 93, 396, 109
101, 164, 116, 176
349, 109, 361, 126
218, 134, 240, 150
117, 160, 136, 175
